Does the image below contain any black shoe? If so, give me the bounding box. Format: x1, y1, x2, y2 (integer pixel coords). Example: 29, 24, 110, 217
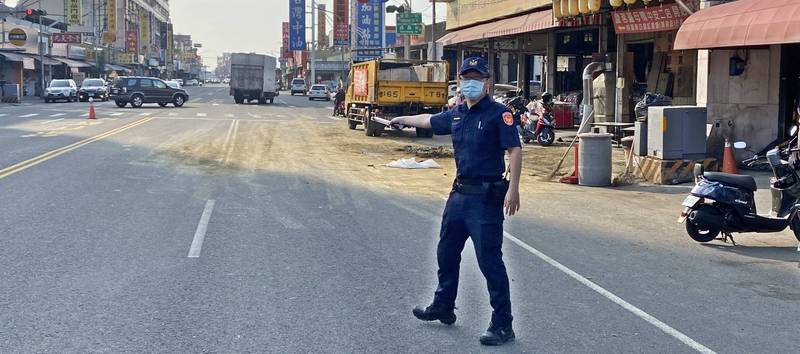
412, 305, 456, 325
479, 323, 515, 345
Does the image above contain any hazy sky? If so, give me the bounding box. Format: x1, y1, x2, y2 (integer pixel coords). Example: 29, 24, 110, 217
170, 0, 447, 69
5, 0, 448, 70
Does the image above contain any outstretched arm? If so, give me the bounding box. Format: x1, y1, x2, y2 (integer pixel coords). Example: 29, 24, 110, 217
390, 114, 433, 129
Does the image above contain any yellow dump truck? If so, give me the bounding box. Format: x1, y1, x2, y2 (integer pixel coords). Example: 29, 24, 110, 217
345, 59, 449, 137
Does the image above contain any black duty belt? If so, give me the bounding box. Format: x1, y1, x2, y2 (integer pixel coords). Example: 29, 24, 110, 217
453, 177, 504, 195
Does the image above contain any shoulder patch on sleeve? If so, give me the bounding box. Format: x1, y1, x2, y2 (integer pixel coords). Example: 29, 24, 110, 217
502, 111, 514, 126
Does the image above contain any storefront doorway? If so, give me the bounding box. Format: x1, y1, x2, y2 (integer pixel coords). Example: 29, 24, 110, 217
780, 43, 800, 138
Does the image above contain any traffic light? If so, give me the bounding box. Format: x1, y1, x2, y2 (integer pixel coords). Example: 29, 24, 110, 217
24, 9, 47, 17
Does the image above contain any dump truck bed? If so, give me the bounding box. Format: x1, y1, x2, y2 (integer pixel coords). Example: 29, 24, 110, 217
347, 60, 448, 107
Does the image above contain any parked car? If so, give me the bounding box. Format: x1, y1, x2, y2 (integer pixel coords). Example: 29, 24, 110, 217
308, 84, 331, 101
290, 78, 307, 96
110, 76, 189, 108
222, 78, 230, 84
165, 80, 182, 89
176, 79, 184, 86
185, 79, 199, 86
44, 79, 78, 103
78, 78, 108, 102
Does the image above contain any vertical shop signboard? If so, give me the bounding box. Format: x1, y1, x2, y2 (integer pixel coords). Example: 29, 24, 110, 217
289, 0, 306, 51
355, 0, 384, 61
333, 0, 349, 46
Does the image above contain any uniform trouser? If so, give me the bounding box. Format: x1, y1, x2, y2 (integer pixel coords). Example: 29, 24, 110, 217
432, 190, 513, 326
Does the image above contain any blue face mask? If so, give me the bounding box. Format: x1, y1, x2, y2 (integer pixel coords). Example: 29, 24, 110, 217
460, 79, 485, 101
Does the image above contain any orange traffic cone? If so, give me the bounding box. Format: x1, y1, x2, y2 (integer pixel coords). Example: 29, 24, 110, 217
88, 99, 96, 120
722, 138, 738, 174
560, 143, 579, 184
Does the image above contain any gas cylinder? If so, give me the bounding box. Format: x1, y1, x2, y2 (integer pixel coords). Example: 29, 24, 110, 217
588, 0, 601, 12
569, 0, 580, 17
553, 0, 564, 19
579, 0, 590, 14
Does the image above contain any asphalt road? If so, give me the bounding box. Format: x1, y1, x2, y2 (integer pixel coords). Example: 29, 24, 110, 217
0, 86, 797, 353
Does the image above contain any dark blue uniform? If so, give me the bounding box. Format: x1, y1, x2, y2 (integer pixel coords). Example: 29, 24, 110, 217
428, 94, 521, 327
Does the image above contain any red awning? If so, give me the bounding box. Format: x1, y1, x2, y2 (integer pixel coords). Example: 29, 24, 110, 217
674, 0, 800, 50
438, 10, 554, 46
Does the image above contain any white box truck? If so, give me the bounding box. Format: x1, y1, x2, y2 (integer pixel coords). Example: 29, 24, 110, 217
229, 53, 279, 104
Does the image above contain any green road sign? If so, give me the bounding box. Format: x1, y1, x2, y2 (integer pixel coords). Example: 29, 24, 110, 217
396, 12, 422, 35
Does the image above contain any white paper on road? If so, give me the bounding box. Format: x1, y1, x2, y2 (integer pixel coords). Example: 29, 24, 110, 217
386, 157, 440, 169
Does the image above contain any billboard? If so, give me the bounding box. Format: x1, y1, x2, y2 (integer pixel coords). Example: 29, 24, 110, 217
66, 0, 82, 26
126, 30, 138, 55
53, 32, 82, 44
167, 24, 174, 65
355, 0, 384, 61
289, 0, 306, 50
106, 0, 118, 33
282, 22, 291, 59
333, 0, 349, 46
139, 11, 150, 56
318, 4, 327, 47
612, 4, 688, 34
445, 0, 549, 30
117, 53, 134, 64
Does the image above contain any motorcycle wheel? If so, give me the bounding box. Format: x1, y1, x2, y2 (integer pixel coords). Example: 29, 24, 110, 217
537, 129, 555, 146
685, 206, 721, 242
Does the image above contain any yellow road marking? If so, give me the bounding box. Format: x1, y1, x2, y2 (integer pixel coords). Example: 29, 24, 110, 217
0, 117, 153, 180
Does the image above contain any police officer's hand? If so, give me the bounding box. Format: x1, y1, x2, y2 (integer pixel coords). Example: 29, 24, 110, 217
504, 189, 520, 216
389, 117, 406, 129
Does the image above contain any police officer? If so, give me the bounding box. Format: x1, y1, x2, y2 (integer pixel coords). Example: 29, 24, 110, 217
390, 57, 522, 346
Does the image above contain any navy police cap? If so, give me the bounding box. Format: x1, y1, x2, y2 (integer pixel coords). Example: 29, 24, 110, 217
459, 57, 490, 78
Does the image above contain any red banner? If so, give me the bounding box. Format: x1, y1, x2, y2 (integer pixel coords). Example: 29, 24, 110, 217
282, 22, 291, 59
333, 0, 349, 46
52, 32, 82, 44
612, 3, 688, 34
126, 30, 138, 55
354, 68, 368, 96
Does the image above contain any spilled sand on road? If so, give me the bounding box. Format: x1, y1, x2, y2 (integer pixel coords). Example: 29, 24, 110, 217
148, 119, 629, 200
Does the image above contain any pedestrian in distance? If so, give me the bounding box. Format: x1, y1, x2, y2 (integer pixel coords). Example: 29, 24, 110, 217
389, 56, 522, 346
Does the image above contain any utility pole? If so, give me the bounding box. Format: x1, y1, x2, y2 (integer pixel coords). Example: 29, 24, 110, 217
350, 0, 356, 65
404, 0, 410, 60
38, 0, 44, 96
431, 0, 436, 61
310, 0, 316, 85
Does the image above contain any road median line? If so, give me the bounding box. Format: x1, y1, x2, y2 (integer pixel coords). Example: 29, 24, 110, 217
0, 117, 154, 180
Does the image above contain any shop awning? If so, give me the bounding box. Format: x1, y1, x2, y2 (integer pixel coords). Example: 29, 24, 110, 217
105, 64, 132, 72
52, 57, 93, 68
0, 51, 26, 62
27, 54, 61, 66
674, 0, 800, 50
438, 9, 554, 46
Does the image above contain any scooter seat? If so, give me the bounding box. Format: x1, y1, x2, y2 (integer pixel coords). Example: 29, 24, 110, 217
704, 172, 757, 191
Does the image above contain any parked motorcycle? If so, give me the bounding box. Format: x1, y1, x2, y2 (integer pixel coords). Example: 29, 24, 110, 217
334, 100, 345, 117
506, 96, 536, 144
679, 127, 800, 244
532, 93, 556, 146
